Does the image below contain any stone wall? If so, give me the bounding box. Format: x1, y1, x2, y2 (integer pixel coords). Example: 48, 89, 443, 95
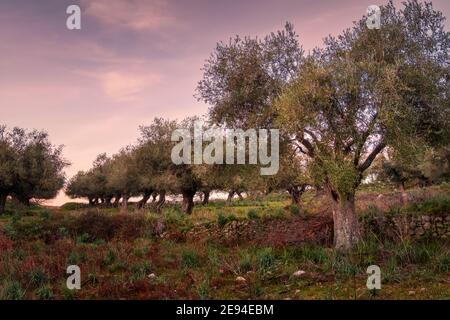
184, 214, 333, 247
364, 213, 450, 240
406, 214, 450, 238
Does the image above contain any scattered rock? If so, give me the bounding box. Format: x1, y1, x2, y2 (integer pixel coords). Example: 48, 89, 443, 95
148, 273, 156, 279
236, 276, 247, 282
292, 270, 306, 277
408, 290, 416, 296
420, 288, 426, 292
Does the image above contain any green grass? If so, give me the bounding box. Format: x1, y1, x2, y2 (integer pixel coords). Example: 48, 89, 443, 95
403, 196, 450, 215
181, 250, 200, 268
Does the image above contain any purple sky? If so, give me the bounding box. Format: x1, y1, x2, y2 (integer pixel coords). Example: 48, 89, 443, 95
1, 0, 449, 205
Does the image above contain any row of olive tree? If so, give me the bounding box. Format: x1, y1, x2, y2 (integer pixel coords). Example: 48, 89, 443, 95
66, 117, 309, 214
0, 126, 67, 214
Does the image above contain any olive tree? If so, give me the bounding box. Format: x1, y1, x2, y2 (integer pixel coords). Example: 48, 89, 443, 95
275, 0, 449, 249
0, 126, 67, 213
197, 22, 303, 129
135, 118, 178, 211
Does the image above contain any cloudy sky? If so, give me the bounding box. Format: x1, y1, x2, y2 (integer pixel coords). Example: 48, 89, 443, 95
1, 0, 449, 205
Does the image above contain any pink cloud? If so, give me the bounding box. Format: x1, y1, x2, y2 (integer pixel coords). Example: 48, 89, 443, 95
96, 71, 162, 102
83, 0, 179, 31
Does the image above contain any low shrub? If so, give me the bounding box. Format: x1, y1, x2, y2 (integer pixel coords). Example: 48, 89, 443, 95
298, 245, 329, 265
289, 205, 300, 215
0, 281, 25, 300
217, 212, 227, 228
30, 268, 49, 284
257, 248, 275, 273
247, 209, 259, 220
181, 250, 200, 268
197, 280, 210, 300
239, 252, 253, 273
35, 285, 53, 300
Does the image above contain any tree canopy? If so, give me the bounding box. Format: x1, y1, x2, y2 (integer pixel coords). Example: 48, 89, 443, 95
0, 126, 67, 213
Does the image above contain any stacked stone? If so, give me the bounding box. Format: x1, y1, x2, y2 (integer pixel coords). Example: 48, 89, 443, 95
407, 214, 449, 239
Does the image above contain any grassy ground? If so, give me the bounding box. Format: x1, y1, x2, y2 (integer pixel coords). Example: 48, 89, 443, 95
0, 185, 449, 300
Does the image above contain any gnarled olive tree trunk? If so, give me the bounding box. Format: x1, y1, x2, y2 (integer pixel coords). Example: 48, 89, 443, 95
121, 194, 129, 213
155, 190, 166, 213
14, 194, 30, 206
202, 190, 210, 205
113, 194, 121, 208
181, 190, 196, 214
226, 190, 235, 203
137, 191, 152, 209
330, 191, 362, 250
105, 196, 113, 207
288, 185, 307, 207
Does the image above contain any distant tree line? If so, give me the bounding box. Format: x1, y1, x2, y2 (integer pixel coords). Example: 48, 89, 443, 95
66, 117, 309, 214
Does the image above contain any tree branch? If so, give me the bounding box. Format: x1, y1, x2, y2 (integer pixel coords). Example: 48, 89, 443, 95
353, 112, 378, 166
358, 141, 386, 173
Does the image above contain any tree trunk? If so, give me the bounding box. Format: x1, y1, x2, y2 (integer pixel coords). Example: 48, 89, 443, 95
14, 195, 30, 206
237, 192, 244, 201
151, 192, 158, 203
202, 190, 210, 205
137, 191, 151, 209
226, 191, 235, 203
121, 195, 128, 213
181, 190, 196, 214
113, 195, 121, 207
332, 192, 362, 250
155, 190, 166, 213
399, 183, 409, 205
105, 196, 113, 207
0, 193, 7, 215
289, 188, 300, 206
288, 185, 306, 207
